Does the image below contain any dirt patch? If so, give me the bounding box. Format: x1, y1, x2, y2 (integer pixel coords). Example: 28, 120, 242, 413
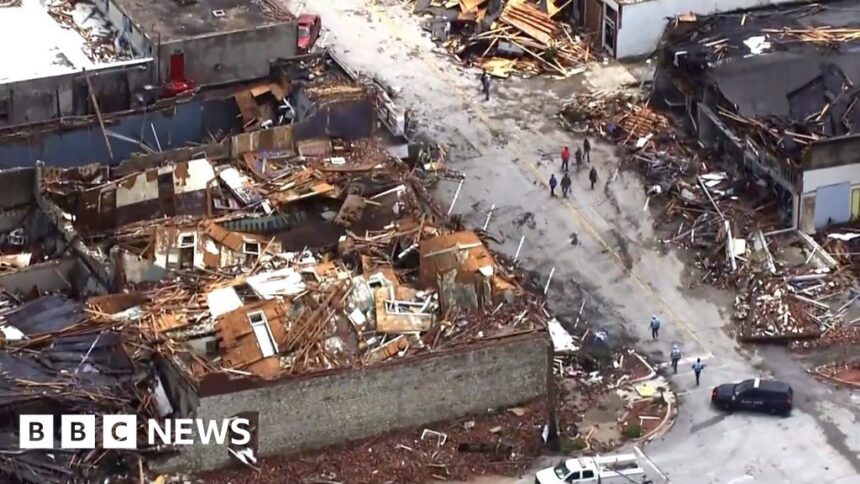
576, 391, 625, 451
196, 400, 551, 484
620, 398, 668, 439
621, 352, 653, 381
814, 361, 860, 387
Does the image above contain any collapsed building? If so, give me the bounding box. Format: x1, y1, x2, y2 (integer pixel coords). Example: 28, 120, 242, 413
560, 2, 860, 346
0, 52, 553, 483
656, 0, 860, 233
573, 0, 797, 58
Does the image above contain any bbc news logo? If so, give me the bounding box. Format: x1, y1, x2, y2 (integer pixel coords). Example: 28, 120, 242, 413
20, 415, 252, 449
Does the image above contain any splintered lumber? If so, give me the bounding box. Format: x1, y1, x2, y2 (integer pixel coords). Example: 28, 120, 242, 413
499, 0, 559, 47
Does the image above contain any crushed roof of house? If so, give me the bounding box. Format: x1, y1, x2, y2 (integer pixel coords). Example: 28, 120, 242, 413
661, 0, 860, 167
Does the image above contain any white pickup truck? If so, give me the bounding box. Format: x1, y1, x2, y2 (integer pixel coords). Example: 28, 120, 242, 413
535, 447, 668, 484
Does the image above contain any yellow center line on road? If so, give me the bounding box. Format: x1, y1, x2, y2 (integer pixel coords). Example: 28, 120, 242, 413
368, 4, 712, 355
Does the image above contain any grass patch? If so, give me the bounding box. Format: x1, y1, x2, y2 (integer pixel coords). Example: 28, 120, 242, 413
623, 423, 643, 439
560, 437, 587, 453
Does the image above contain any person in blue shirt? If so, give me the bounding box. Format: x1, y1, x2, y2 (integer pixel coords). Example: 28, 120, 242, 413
692, 358, 706, 386
649, 315, 661, 340
670, 345, 682, 374
549, 174, 558, 197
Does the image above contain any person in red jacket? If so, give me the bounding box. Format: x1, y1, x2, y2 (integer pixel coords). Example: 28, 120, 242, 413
561, 146, 570, 172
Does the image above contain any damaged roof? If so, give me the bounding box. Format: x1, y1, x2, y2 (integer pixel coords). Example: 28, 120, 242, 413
662, 0, 860, 167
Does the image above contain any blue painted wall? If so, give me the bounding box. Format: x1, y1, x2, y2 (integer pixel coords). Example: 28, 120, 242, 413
0, 98, 239, 169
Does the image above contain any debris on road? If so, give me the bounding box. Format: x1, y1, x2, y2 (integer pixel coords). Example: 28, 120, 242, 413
412, 0, 595, 77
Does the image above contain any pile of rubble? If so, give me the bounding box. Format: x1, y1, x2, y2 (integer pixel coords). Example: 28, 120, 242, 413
0, 294, 198, 483
0, 51, 561, 483
37, 146, 546, 379
198, 401, 548, 483
48, 0, 133, 63
413, 0, 593, 77
561, 91, 689, 158
559, 89, 860, 347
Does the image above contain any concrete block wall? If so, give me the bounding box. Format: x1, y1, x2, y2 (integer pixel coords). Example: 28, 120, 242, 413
161, 333, 550, 472
158, 22, 298, 86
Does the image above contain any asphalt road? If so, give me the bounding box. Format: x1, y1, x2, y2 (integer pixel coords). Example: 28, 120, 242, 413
283, 1, 860, 482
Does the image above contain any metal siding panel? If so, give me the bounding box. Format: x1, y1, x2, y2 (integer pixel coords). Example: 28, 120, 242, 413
814, 182, 851, 228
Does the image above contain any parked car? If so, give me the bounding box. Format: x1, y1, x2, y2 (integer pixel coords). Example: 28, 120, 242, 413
296, 14, 322, 54
711, 378, 793, 415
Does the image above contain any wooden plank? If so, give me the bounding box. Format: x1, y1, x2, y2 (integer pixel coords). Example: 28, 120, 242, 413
499, 1, 558, 46
459, 0, 488, 12
82, 69, 114, 163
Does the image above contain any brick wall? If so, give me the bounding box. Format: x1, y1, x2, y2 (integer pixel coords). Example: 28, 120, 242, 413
157, 333, 550, 472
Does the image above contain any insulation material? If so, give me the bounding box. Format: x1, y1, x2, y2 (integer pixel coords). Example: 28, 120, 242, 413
116, 172, 158, 207
173, 158, 216, 194
246, 267, 307, 299
207, 287, 244, 318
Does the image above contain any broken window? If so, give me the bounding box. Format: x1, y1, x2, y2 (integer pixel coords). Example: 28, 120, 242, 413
176, 233, 196, 269
248, 311, 278, 357
166, 248, 181, 270
234, 283, 260, 302
0, 97, 9, 121
179, 234, 196, 247
243, 240, 260, 260
99, 189, 116, 213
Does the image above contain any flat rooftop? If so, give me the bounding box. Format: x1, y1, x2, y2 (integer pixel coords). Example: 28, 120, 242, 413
114, 0, 290, 41
0, 0, 124, 83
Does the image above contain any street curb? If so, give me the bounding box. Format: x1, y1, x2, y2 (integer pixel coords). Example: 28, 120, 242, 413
628, 351, 657, 385
636, 396, 677, 444
810, 365, 860, 389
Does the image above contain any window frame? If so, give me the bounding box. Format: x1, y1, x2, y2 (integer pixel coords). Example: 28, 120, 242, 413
247, 310, 278, 357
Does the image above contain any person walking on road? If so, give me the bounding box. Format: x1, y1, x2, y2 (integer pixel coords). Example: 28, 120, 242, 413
561, 146, 570, 172
481, 71, 492, 101
549, 174, 558, 197
670, 345, 682, 374
649, 315, 661, 340
561, 172, 572, 198
692, 358, 706, 386
583, 137, 591, 163
589, 166, 598, 190
575, 147, 583, 169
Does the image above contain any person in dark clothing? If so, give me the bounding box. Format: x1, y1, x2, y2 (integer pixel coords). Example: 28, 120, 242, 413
589, 166, 598, 190
561, 173, 572, 198
583, 137, 591, 163
481, 72, 491, 101
649, 315, 661, 340
575, 147, 583, 169
561, 146, 570, 172
549, 174, 558, 197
